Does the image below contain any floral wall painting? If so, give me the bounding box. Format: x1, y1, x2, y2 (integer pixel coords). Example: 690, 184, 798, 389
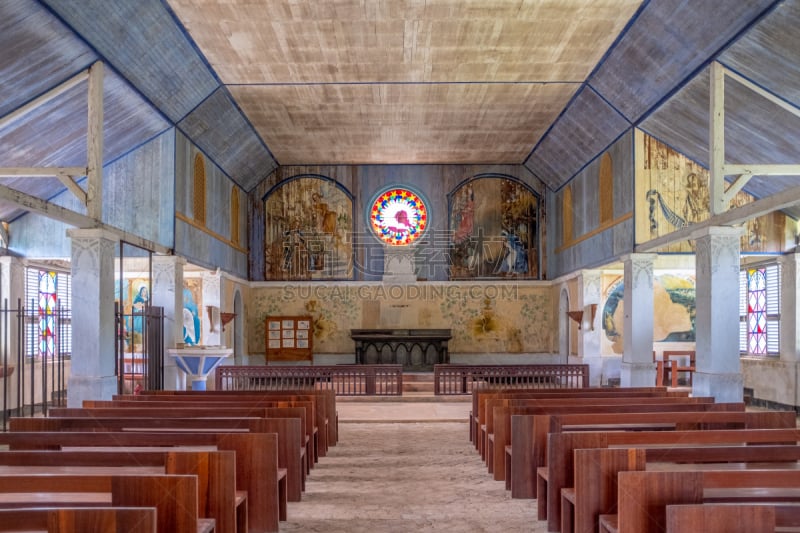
448, 175, 540, 279
264, 175, 353, 281
635, 129, 795, 253
602, 274, 696, 355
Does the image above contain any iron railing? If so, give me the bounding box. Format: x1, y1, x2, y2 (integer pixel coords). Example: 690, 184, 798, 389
1, 299, 70, 431
433, 364, 590, 394
114, 303, 164, 394
216, 364, 403, 396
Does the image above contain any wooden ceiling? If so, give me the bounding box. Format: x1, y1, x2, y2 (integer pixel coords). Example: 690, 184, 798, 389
166, 0, 642, 164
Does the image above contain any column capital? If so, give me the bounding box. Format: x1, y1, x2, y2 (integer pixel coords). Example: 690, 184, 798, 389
153, 254, 186, 266
619, 253, 658, 264
690, 225, 745, 240
66, 228, 120, 243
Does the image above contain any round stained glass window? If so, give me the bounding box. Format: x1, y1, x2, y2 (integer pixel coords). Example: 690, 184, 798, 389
369, 187, 428, 246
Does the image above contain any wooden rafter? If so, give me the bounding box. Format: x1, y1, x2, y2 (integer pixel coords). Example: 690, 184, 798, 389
0, 183, 170, 254
709, 61, 800, 215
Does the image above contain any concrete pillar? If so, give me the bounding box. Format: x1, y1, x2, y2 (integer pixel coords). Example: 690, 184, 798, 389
780, 252, 800, 364
693, 226, 744, 402
578, 270, 603, 385
152, 255, 186, 390
621, 253, 657, 387
67, 228, 118, 406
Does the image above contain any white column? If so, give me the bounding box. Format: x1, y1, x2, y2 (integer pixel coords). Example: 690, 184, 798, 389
578, 270, 603, 385
0, 256, 25, 398
778, 253, 800, 409
621, 253, 657, 387
152, 255, 186, 390
693, 226, 744, 402
780, 252, 800, 364
67, 228, 118, 406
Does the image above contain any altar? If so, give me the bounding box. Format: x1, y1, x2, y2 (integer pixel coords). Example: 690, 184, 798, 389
350, 329, 451, 371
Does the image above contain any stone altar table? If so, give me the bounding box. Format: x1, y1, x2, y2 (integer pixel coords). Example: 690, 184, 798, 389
350, 329, 451, 371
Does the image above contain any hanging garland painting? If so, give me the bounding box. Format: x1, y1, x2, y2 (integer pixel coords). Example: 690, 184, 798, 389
635, 129, 794, 253
264, 176, 353, 280
448, 175, 540, 279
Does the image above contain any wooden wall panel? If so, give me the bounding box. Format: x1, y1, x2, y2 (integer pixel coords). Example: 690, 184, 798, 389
249, 164, 542, 281
589, 0, 775, 122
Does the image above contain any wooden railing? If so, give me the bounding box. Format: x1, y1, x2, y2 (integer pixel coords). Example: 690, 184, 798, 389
215, 365, 404, 396
433, 364, 590, 395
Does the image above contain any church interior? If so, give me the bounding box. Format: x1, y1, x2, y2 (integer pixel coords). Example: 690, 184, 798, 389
2, 1, 800, 531
2, 0, 798, 407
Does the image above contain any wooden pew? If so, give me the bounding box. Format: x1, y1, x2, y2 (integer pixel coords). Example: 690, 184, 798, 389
563, 445, 800, 533
0, 431, 286, 533
133, 389, 338, 454
0, 448, 244, 533
0, 473, 210, 533
543, 426, 800, 533
599, 469, 800, 533
0, 507, 157, 533
472, 388, 687, 454
47, 402, 309, 502
488, 399, 736, 481
73, 400, 317, 470
663, 503, 800, 533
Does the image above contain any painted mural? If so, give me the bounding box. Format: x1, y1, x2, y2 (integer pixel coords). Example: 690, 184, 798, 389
264, 176, 353, 280
601, 273, 696, 355
183, 278, 202, 346
116, 277, 150, 348
448, 176, 540, 279
635, 129, 794, 252
248, 283, 551, 356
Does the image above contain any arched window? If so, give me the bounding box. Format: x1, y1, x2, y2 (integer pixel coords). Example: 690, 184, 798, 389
562, 185, 573, 245
193, 153, 206, 226
599, 153, 614, 225
230, 186, 240, 245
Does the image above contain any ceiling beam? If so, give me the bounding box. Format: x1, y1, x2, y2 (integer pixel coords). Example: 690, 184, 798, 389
635, 184, 800, 253
0, 184, 170, 254
0, 167, 87, 177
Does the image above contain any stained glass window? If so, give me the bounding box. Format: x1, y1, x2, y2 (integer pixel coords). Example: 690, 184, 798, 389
38, 271, 57, 358
25, 268, 71, 360
369, 187, 428, 246
739, 264, 780, 356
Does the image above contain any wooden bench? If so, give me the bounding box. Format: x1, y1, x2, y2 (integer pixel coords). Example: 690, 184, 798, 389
483, 395, 717, 468
132, 389, 338, 455
543, 427, 800, 533
472, 388, 686, 453
599, 469, 800, 533
662, 350, 696, 388
0, 473, 212, 533
0, 506, 157, 533
0, 431, 286, 533
0, 448, 245, 533
488, 399, 735, 482
563, 445, 800, 533
541, 411, 797, 532
88, 398, 320, 465
40, 409, 307, 503
664, 503, 800, 533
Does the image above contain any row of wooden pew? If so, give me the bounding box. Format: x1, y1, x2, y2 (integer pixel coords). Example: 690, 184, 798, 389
471, 386, 800, 533
0, 388, 338, 533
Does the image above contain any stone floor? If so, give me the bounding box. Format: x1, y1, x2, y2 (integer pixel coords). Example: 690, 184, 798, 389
279, 397, 545, 532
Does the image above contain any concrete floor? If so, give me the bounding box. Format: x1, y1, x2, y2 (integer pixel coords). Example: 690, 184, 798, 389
280, 395, 546, 532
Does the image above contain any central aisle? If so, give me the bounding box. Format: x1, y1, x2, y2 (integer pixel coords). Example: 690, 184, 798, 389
279, 401, 541, 532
